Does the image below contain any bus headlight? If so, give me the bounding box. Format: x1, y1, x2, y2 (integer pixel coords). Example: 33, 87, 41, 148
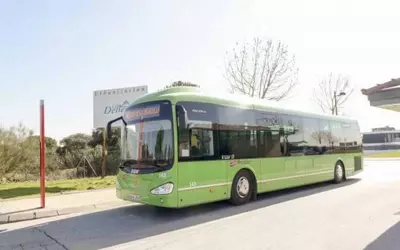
151, 183, 174, 195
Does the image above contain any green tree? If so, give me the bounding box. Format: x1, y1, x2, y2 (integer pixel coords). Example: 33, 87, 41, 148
88, 127, 120, 148
0, 123, 54, 182
0, 125, 29, 181
56, 133, 100, 177
24, 135, 60, 176
25, 135, 57, 150
88, 127, 121, 175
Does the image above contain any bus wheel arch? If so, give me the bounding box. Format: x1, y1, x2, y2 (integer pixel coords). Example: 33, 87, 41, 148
230, 168, 257, 205
246, 168, 258, 201
334, 160, 346, 183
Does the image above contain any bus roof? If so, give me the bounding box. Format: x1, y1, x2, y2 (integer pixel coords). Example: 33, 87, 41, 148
129, 86, 358, 123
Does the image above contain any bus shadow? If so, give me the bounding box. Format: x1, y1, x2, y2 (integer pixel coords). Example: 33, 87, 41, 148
142, 178, 362, 219
364, 220, 400, 250
0, 178, 361, 249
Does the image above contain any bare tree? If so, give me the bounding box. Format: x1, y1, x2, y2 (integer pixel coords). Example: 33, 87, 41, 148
313, 73, 354, 115
224, 37, 299, 101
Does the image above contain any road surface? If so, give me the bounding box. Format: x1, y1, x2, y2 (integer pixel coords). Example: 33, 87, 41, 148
1, 160, 400, 250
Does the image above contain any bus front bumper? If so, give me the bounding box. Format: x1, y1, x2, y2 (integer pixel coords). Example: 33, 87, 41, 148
115, 172, 178, 208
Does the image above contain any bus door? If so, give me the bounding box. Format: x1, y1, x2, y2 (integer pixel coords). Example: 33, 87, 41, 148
175, 101, 227, 207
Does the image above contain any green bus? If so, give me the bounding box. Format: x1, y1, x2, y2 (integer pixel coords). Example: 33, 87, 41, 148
106, 86, 363, 208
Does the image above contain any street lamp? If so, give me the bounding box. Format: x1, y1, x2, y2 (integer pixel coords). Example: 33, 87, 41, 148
334, 91, 346, 115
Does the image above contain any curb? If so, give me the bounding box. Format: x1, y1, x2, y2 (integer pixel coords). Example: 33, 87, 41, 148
364, 158, 400, 161
0, 201, 130, 225
1, 187, 115, 202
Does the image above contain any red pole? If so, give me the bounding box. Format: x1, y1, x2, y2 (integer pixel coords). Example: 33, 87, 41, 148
40, 100, 46, 208
137, 117, 144, 169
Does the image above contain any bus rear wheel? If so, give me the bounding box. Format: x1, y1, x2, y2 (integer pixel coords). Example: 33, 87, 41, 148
230, 170, 252, 205
333, 161, 345, 184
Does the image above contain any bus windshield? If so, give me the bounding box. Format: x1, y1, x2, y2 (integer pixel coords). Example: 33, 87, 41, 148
121, 101, 174, 168
121, 120, 173, 165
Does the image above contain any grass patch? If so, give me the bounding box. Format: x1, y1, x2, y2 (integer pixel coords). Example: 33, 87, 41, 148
366, 151, 400, 158
0, 176, 116, 200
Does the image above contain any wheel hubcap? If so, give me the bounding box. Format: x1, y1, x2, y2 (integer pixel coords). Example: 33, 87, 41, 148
336, 165, 343, 180
236, 176, 250, 198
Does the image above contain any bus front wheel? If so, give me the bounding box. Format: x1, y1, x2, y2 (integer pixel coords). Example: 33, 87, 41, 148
230, 170, 253, 205
333, 161, 345, 184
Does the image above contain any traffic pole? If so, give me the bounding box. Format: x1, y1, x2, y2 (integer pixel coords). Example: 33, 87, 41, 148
40, 100, 46, 208
101, 128, 107, 178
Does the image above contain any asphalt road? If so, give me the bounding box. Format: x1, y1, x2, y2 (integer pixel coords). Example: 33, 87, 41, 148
1, 160, 400, 250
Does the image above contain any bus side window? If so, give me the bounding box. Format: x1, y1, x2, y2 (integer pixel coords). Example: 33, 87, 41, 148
176, 101, 219, 161
329, 121, 344, 153
254, 111, 282, 158
218, 106, 257, 159
302, 117, 320, 155
281, 115, 304, 156
190, 128, 215, 157
178, 128, 191, 158
342, 122, 362, 153
266, 130, 281, 157
318, 119, 331, 154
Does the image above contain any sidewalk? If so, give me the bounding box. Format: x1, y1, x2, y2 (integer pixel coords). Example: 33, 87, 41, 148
0, 188, 132, 224
364, 157, 400, 161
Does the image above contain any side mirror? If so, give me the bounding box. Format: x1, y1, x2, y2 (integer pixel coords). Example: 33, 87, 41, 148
176, 105, 188, 129
106, 116, 126, 139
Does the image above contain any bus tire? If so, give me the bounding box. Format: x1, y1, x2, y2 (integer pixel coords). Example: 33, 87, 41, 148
230, 169, 252, 205
333, 161, 345, 184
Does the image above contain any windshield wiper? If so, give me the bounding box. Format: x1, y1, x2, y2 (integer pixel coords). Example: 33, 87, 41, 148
121, 159, 138, 167
152, 162, 167, 170
120, 159, 169, 170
